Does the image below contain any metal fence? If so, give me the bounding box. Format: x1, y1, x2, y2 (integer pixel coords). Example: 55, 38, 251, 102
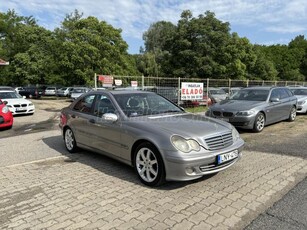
96, 75, 307, 106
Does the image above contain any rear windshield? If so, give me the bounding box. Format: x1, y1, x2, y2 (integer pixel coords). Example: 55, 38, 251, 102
73, 89, 86, 93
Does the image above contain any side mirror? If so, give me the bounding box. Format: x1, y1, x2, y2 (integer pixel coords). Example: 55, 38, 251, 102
270, 97, 280, 102
102, 113, 118, 122
3, 101, 8, 105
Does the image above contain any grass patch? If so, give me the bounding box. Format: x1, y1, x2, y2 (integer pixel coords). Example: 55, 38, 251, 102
185, 106, 208, 113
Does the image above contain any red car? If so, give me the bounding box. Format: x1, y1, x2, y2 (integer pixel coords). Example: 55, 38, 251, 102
0, 99, 13, 129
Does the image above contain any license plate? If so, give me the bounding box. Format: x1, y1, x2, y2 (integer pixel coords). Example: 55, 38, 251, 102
16, 108, 26, 111
217, 150, 238, 164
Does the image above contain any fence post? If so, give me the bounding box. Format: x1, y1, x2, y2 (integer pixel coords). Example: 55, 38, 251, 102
94, 73, 97, 90
177, 77, 181, 105
142, 75, 144, 90
246, 79, 249, 87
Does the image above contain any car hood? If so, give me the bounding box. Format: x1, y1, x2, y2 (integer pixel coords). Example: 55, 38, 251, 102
131, 113, 233, 138
2, 98, 32, 104
210, 100, 265, 111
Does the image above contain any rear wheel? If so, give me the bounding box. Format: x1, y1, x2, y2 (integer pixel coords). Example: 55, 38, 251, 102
64, 128, 78, 153
253, 112, 265, 132
134, 142, 165, 187
288, 106, 296, 122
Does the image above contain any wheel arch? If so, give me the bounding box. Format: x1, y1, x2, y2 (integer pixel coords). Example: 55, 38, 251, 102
258, 110, 267, 122
130, 139, 163, 167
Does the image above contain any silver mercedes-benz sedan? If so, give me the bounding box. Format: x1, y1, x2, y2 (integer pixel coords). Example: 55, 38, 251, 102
206, 86, 297, 132
59, 90, 244, 186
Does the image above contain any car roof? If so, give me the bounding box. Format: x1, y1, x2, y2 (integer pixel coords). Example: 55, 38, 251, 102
244, 86, 287, 90
109, 90, 155, 95
0, 90, 16, 93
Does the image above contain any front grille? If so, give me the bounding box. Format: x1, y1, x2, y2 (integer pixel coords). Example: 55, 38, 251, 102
213, 111, 221, 116
212, 111, 233, 117
223, 112, 233, 117
13, 104, 27, 108
204, 132, 233, 150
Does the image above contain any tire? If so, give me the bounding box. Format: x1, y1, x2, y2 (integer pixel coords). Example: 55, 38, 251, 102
134, 142, 165, 187
64, 128, 78, 153
253, 112, 265, 132
288, 106, 296, 122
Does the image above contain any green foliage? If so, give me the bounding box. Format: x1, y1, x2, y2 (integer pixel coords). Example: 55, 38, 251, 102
0, 9, 306, 85
139, 10, 306, 81
0, 9, 140, 86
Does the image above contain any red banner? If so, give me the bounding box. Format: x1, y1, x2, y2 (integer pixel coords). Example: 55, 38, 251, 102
98, 75, 113, 84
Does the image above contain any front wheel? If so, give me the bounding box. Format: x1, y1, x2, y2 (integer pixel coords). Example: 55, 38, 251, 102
288, 106, 296, 122
134, 142, 165, 187
253, 112, 265, 132
64, 128, 78, 153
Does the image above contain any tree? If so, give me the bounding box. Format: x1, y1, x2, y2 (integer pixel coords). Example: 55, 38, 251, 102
54, 10, 139, 86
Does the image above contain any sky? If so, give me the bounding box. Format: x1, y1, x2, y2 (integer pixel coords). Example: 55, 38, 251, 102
1, 0, 307, 54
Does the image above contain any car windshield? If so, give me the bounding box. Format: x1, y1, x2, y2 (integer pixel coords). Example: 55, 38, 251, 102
291, 88, 307, 96
229, 89, 269, 101
0, 92, 22, 99
114, 93, 183, 117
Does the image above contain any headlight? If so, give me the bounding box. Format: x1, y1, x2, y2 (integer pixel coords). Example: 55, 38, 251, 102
2, 106, 9, 113
236, 110, 255, 116
232, 127, 240, 142
298, 100, 306, 105
171, 135, 201, 153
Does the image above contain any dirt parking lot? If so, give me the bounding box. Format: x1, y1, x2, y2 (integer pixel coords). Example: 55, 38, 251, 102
2, 98, 307, 159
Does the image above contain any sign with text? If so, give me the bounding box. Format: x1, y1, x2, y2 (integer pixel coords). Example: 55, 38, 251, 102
131, 81, 138, 87
181, 82, 203, 100
98, 75, 113, 87
114, 79, 122, 86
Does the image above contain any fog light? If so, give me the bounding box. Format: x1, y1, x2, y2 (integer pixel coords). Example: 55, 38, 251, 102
186, 167, 195, 175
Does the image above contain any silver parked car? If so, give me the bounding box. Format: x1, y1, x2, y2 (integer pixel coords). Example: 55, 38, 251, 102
207, 87, 228, 103
288, 87, 307, 114
56, 87, 74, 97
70, 87, 91, 100
59, 90, 244, 186
206, 86, 297, 132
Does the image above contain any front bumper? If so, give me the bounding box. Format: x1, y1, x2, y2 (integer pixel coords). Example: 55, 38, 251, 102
162, 138, 244, 181
10, 105, 35, 115
0, 114, 13, 128
210, 115, 256, 130
296, 105, 307, 113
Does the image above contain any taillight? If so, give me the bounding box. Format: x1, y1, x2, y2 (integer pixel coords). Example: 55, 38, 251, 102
60, 113, 67, 126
